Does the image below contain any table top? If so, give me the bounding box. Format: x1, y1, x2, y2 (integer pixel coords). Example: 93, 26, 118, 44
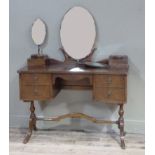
18, 62, 128, 75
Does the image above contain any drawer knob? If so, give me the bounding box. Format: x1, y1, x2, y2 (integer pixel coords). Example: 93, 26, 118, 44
107, 91, 112, 97
34, 76, 38, 80
34, 88, 38, 95
108, 77, 112, 83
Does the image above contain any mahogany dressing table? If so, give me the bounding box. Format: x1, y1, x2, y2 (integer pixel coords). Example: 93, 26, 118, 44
18, 55, 128, 149
17, 6, 129, 149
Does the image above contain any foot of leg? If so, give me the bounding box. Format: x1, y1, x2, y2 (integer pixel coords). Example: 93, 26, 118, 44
118, 104, 126, 149
23, 129, 32, 144
120, 137, 125, 149
33, 120, 37, 131
33, 125, 37, 131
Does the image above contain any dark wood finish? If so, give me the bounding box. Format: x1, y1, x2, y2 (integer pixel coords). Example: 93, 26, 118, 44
93, 75, 125, 88
23, 101, 36, 144
93, 74, 127, 104
19, 73, 53, 101
53, 74, 93, 90
21, 85, 52, 100
21, 73, 51, 85
36, 113, 118, 124
53, 74, 92, 83
27, 55, 49, 68
93, 87, 125, 104
109, 55, 129, 69
118, 104, 125, 149
18, 55, 128, 149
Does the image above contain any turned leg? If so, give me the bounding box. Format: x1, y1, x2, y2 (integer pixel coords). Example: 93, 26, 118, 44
23, 101, 37, 144
118, 104, 125, 149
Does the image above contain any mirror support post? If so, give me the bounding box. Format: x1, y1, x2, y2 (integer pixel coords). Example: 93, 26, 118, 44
38, 45, 41, 55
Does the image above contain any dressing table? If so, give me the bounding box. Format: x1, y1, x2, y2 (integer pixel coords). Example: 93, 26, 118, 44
17, 7, 129, 149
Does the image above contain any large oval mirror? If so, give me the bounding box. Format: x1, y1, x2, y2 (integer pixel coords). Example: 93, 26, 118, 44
60, 6, 96, 60
32, 18, 46, 46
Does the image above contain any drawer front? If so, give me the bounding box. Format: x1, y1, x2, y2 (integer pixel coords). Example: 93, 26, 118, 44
93, 75, 125, 88
21, 73, 51, 85
20, 85, 52, 100
93, 87, 125, 103
53, 74, 92, 85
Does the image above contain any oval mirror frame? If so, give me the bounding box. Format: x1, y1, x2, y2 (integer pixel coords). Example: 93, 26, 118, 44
31, 18, 46, 46
60, 6, 96, 60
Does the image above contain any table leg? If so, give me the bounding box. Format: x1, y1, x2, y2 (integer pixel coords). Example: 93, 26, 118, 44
118, 104, 125, 149
23, 101, 36, 144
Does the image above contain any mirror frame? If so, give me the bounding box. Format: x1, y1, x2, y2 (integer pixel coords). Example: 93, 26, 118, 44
31, 18, 46, 46
60, 6, 97, 61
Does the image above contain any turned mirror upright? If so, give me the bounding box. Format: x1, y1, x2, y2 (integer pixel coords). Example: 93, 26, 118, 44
18, 6, 129, 149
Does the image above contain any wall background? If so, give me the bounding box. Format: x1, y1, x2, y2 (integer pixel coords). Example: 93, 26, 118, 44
9, 0, 145, 133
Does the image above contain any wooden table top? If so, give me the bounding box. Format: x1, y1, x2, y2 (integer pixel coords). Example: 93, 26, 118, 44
18, 62, 128, 75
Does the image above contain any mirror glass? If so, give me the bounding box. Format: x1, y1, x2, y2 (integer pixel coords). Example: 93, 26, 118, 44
60, 6, 96, 60
32, 18, 46, 45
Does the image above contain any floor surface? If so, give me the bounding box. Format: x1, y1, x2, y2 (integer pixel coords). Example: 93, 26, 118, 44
9, 128, 145, 155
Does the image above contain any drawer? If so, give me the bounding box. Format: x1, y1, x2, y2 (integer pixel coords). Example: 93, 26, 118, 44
93, 75, 125, 88
53, 74, 92, 84
93, 87, 125, 103
21, 73, 51, 85
20, 85, 52, 100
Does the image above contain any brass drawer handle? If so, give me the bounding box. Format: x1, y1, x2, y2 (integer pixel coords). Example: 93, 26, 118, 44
107, 91, 112, 97
34, 76, 39, 80
108, 77, 112, 83
34, 88, 39, 95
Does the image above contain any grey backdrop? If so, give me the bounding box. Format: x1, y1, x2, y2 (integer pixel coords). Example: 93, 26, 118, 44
9, 0, 145, 133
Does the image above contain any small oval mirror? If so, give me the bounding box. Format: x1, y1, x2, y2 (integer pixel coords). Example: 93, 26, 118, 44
32, 18, 46, 45
60, 6, 96, 60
